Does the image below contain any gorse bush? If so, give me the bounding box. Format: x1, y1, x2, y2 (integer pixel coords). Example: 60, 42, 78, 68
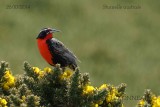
137, 90, 160, 107
0, 61, 125, 107
0, 61, 159, 107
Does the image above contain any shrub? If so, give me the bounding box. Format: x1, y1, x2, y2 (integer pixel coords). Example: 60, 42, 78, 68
2, 61, 158, 107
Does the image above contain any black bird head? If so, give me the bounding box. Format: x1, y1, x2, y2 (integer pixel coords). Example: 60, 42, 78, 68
37, 28, 60, 39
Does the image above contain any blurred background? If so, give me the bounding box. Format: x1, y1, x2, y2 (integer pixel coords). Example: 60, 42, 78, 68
0, 0, 160, 106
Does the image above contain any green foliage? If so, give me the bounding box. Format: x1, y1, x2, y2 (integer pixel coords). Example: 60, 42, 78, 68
1, 61, 160, 106
0, 61, 126, 107
137, 90, 160, 107
0, 61, 9, 78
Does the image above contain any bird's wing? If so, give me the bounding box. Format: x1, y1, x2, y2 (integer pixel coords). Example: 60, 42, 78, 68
46, 38, 78, 69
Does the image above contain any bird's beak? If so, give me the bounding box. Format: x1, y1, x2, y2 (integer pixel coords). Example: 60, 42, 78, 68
50, 29, 61, 33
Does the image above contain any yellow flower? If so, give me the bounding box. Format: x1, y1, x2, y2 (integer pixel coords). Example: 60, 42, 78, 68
152, 96, 160, 107
2, 84, 10, 90
32, 67, 46, 78
3, 71, 10, 80
138, 99, 145, 106
0, 98, 7, 107
97, 100, 103, 105
91, 103, 99, 107
95, 104, 98, 107
44, 67, 52, 74
1, 70, 15, 91
22, 95, 26, 102
106, 87, 118, 103
59, 68, 73, 80
121, 104, 124, 107
32, 67, 53, 79
83, 85, 95, 95
32, 67, 41, 74
99, 84, 107, 90
38, 71, 45, 78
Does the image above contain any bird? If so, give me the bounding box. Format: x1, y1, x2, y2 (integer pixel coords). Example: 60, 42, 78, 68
36, 28, 78, 70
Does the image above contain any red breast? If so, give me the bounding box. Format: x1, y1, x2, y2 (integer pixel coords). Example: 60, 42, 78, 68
37, 33, 54, 65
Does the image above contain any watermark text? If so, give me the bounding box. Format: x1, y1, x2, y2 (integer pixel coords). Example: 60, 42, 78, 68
124, 95, 141, 100
6, 4, 31, 9
103, 4, 141, 10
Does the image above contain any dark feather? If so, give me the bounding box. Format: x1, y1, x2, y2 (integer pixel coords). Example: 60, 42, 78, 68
46, 38, 78, 70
